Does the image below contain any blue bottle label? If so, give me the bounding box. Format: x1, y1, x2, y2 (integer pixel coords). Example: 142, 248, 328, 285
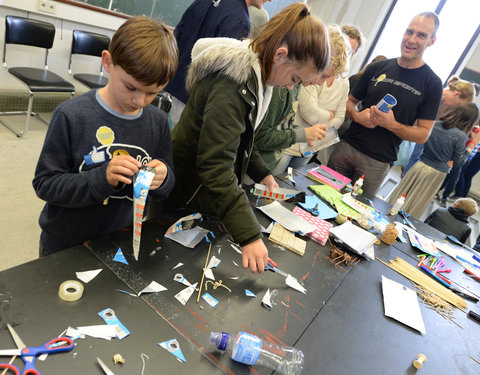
219, 332, 230, 351
232, 332, 262, 365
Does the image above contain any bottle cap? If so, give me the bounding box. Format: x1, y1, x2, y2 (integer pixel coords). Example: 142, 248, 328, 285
210, 332, 230, 351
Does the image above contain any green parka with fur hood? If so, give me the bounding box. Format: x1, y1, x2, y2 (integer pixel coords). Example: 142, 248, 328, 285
171, 38, 273, 246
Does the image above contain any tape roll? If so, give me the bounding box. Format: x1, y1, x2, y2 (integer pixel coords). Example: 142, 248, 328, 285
58, 280, 84, 302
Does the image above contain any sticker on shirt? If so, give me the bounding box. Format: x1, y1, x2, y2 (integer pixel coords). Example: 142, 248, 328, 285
84, 146, 106, 166
375, 73, 386, 86
113, 149, 130, 156
96, 126, 115, 148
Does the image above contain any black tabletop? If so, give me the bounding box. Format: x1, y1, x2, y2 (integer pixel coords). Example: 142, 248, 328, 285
3, 164, 480, 374
0, 246, 222, 375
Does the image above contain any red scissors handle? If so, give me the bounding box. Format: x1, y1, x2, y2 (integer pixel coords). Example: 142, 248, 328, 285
0, 364, 20, 375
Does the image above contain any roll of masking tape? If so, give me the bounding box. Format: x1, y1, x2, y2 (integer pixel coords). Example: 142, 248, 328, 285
58, 280, 84, 302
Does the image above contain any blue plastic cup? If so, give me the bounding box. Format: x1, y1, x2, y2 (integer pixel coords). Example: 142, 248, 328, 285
376, 94, 397, 113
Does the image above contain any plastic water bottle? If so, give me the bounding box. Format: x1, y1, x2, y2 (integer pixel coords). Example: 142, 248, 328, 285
352, 175, 364, 196
389, 193, 406, 215
210, 331, 304, 375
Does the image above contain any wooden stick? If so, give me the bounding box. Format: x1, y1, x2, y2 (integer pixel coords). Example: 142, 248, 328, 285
197, 242, 212, 303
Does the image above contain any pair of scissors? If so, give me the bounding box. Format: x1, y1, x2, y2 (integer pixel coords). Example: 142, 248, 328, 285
264, 257, 289, 278
0, 324, 73, 375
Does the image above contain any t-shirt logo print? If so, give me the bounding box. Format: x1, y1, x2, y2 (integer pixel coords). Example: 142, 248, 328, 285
375, 74, 386, 86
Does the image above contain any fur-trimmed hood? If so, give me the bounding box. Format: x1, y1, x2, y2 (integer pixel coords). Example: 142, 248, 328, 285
186, 38, 260, 95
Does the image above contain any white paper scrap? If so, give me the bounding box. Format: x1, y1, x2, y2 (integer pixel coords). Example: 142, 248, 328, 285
138, 281, 167, 296
262, 289, 273, 310
258, 201, 315, 235
67, 325, 118, 340
165, 226, 210, 248
172, 262, 184, 270
382, 275, 426, 334
204, 268, 215, 281
261, 221, 275, 234
207, 255, 221, 269
76, 269, 102, 283
286, 274, 307, 294
175, 283, 197, 306
230, 244, 242, 255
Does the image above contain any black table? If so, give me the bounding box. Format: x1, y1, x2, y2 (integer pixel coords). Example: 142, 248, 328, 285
0, 246, 222, 374
2, 165, 480, 374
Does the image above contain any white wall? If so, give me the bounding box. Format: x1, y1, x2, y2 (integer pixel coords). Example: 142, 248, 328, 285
0, 0, 125, 93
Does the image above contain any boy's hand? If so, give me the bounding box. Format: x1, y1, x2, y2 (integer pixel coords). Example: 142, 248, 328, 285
106, 155, 140, 187
146, 159, 168, 190
241, 239, 269, 273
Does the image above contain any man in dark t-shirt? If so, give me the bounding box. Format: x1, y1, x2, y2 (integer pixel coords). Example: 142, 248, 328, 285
328, 12, 443, 195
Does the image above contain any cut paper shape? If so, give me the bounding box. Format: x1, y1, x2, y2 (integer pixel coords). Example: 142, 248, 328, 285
66, 325, 117, 340
230, 243, 242, 254
329, 221, 377, 259
138, 281, 167, 296
133, 166, 156, 260
261, 289, 273, 310
116, 289, 137, 297
232, 260, 239, 267
261, 221, 275, 234
113, 248, 129, 265
158, 339, 186, 363
174, 283, 197, 306
172, 262, 184, 270
165, 213, 203, 235
174, 273, 195, 287
76, 269, 102, 283
342, 193, 375, 216
286, 275, 307, 294
258, 201, 316, 235
382, 275, 426, 334
165, 226, 210, 248
298, 195, 337, 220
253, 184, 298, 201
245, 289, 256, 298
287, 167, 296, 185
98, 308, 130, 340
204, 268, 215, 281
292, 206, 333, 246
202, 293, 219, 308
268, 222, 306, 256
207, 255, 221, 269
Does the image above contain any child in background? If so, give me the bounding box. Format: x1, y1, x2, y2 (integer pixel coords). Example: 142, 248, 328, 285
33, 16, 178, 255
387, 103, 479, 219
424, 198, 478, 244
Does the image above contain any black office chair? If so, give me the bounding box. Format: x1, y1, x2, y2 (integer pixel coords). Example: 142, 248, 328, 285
68, 30, 110, 89
0, 16, 76, 138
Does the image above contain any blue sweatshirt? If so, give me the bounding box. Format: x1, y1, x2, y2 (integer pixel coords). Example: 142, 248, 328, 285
165, 0, 250, 104
420, 120, 467, 173
33, 90, 174, 254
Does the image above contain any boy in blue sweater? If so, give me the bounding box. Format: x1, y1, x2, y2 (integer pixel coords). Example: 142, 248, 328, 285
33, 16, 178, 255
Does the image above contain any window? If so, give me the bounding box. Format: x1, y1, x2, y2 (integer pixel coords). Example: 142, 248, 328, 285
366, 0, 480, 83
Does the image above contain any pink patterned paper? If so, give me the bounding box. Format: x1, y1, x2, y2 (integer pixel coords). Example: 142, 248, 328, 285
293, 206, 333, 246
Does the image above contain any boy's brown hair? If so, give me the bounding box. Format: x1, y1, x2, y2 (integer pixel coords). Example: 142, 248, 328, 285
109, 16, 178, 86
453, 197, 478, 217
